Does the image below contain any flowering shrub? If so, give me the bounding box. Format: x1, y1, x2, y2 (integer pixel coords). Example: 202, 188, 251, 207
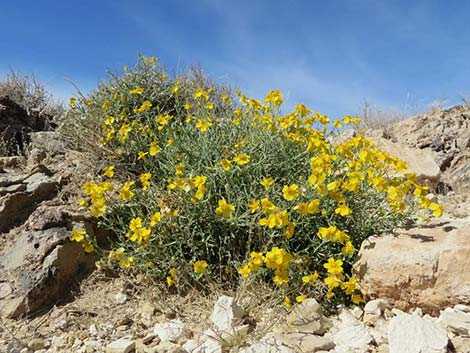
69, 56, 443, 307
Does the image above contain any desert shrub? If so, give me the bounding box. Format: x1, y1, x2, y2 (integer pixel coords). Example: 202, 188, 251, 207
69, 56, 443, 307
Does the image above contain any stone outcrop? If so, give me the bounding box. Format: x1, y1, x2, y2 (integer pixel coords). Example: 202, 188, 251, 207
353, 218, 470, 314
387, 104, 470, 194
0, 95, 55, 155
0, 165, 61, 232
0, 226, 96, 318
0, 96, 98, 320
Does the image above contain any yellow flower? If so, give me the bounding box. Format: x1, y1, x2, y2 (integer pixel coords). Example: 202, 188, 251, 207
69, 97, 76, 107
234, 140, 245, 149
119, 181, 135, 200
238, 264, 251, 278
118, 124, 131, 142
149, 140, 161, 156
327, 180, 339, 192
413, 185, 429, 197
335, 203, 352, 217
333, 120, 341, 128
78, 199, 88, 207
264, 90, 283, 106
194, 185, 206, 200
129, 217, 142, 231
102, 101, 110, 110
296, 295, 307, 303
166, 138, 174, 147
352, 294, 365, 304
294, 202, 309, 215
193, 88, 209, 101
82, 242, 94, 253
284, 296, 292, 309
175, 163, 185, 175
184, 102, 191, 110
71, 230, 86, 242
307, 199, 320, 214
295, 103, 310, 116
150, 212, 161, 226
215, 198, 235, 218
428, 202, 444, 217
120, 255, 133, 268
343, 115, 352, 124
90, 202, 106, 218
341, 276, 359, 295
260, 177, 274, 190
134, 100, 152, 113
166, 276, 175, 287
260, 197, 277, 214
172, 85, 179, 94
249, 251, 264, 269
264, 247, 291, 270
127, 226, 151, 244
220, 159, 233, 171
139, 172, 152, 190
193, 260, 208, 274
129, 87, 144, 95
282, 184, 300, 201
342, 241, 355, 256
302, 271, 319, 286
233, 153, 250, 165
138, 151, 148, 160
273, 273, 289, 286
324, 275, 342, 289
195, 118, 212, 132
103, 165, 114, 178
284, 223, 295, 239
323, 257, 343, 275
155, 114, 171, 127
248, 199, 260, 213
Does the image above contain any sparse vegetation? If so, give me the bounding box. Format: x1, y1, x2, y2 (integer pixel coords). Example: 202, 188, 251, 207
356, 100, 407, 131
0, 69, 64, 117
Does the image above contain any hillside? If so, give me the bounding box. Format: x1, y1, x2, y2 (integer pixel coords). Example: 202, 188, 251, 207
0, 81, 469, 353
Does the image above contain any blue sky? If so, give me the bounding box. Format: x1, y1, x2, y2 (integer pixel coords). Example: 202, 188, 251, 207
1, 0, 469, 118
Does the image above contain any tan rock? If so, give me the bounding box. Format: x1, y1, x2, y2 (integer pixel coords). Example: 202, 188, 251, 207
368, 136, 441, 188
0, 227, 96, 318
353, 218, 470, 314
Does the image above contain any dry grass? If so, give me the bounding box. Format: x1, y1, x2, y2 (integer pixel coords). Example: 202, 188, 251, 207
356, 101, 408, 132
0, 69, 64, 117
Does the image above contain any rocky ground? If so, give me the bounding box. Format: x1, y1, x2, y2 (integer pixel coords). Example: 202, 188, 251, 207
0, 97, 469, 353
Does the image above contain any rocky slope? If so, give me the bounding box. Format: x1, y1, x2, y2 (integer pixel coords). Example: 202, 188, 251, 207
0, 101, 469, 353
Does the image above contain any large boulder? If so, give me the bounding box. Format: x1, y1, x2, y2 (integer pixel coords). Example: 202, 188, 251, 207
0, 226, 96, 318
388, 104, 470, 193
353, 218, 470, 314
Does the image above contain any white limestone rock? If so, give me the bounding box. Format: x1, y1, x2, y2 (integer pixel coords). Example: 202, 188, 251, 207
388, 314, 448, 353
105, 338, 135, 353
439, 308, 470, 337
210, 296, 245, 334
154, 319, 186, 342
